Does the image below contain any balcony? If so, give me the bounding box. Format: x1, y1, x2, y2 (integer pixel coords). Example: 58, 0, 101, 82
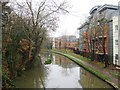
98, 35, 107, 38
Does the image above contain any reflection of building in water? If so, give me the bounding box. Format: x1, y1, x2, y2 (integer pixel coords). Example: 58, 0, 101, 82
52, 55, 55, 64
79, 68, 112, 88
54, 54, 78, 68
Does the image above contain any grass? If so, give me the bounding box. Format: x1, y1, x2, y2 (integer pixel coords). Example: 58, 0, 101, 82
110, 71, 119, 78
56, 49, 109, 68
52, 50, 119, 89
68, 52, 90, 62
54, 51, 111, 81
56, 49, 90, 62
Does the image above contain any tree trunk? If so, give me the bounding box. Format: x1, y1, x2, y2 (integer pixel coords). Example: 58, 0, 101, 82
92, 40, 95, 61
103, 40, 108, 68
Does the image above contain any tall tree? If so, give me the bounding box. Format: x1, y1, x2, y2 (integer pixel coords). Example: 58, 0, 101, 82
2, 0, 69, 88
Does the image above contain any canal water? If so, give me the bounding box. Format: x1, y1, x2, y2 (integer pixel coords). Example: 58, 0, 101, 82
15, 53, 113, 88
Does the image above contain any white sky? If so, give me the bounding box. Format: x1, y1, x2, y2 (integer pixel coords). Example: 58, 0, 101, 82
50, 0, 120, 38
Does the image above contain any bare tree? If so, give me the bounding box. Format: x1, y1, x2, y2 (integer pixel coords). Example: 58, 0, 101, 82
88, 11, 111, 67
87, 14, 99, 61
9, 0, 69, 68
2, 0, 69, 88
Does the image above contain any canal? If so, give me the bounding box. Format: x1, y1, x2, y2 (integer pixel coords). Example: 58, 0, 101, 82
15, 53, 113, 88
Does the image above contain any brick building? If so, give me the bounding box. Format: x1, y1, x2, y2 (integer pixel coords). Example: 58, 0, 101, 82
78, 4, 119, 63
54, 35, 79, 50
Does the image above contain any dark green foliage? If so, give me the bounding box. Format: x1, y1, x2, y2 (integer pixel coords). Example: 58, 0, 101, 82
25, 60, 33, 70
44, 58, 52, 64
2, 75, 15, 88
2, 0, 67, 88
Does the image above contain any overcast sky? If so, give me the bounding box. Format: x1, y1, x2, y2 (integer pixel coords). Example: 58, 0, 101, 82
50, 0, 120, 38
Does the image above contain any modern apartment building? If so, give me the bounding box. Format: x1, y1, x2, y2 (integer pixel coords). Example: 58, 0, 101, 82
118, 1, 120, 66
92, 4, 118, 63
78, 4, 118, 63
61, 35, 79, 49
78, 22, 89, 52
113, 1, 120, 66
113, 16, 119, 65
54, 35, 78, 49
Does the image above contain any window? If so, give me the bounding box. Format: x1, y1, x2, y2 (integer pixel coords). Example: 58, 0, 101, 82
115, 54, 118, 60
115, 40, 118, 45
115, 25, 118, 31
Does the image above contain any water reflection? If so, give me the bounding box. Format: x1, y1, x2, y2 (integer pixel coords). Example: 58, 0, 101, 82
44, 54, 82, 88
15, 53, 113, 88
53, 54, 78, 68
15, 65, 47, 88
79, 68, 112, 88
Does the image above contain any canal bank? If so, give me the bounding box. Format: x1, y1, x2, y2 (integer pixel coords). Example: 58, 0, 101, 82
15, 53, 115, 88
53, 50, 119, 90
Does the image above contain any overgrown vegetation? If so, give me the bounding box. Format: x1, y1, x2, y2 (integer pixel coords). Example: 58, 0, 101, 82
44, 58, 52, 64
1, 0, 68, 88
